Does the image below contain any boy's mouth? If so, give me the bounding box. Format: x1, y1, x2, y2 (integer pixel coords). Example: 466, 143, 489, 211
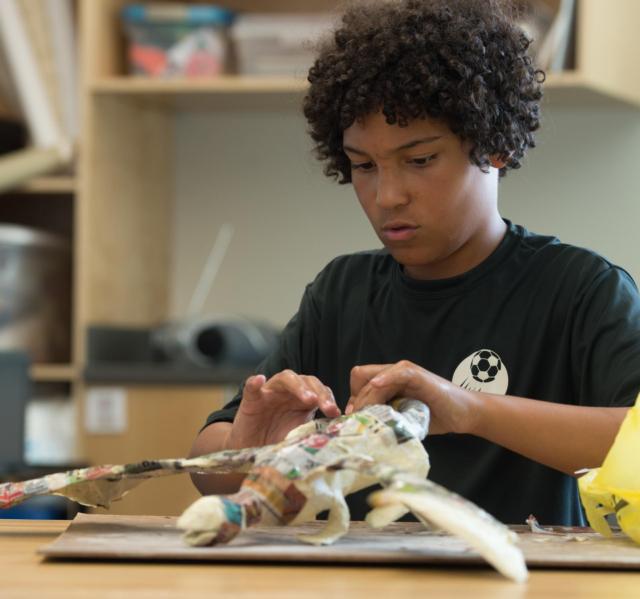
381, 222, 419, 242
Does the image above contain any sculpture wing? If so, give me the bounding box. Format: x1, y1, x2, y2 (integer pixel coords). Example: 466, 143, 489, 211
324, 457, 527, 582
0, 447, 261, 510
369, 471, 528, 583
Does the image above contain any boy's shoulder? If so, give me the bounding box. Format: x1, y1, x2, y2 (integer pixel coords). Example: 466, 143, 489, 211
513, 222, 635, 287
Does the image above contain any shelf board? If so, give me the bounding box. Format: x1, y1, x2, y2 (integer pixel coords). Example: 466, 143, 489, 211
15, 176, 76, 194
92, 75, 309, 94
90, 72, 639, 110
91, 76, 309, 110
30, 364, 78, 382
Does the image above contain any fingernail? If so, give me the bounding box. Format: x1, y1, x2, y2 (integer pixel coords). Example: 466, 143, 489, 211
345, 404, 353, 415
371, 375, 385, 386
303, 390, 316, 400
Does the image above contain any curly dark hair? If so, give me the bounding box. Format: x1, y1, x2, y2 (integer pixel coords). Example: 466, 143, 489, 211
303, 0, 544, 182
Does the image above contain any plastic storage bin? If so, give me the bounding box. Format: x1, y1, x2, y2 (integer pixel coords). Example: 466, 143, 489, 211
122, 4, 235, 77
232, 13, 335, 77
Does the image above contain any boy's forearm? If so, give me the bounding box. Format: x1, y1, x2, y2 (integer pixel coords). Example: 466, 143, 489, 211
469, 392, 629, 475
189, 422, 246, 495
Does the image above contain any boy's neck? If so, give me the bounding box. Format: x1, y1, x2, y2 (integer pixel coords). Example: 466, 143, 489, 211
403, 214, 508, 281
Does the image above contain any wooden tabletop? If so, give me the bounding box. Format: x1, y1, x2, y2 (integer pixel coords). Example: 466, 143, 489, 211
2, 519, 640, 598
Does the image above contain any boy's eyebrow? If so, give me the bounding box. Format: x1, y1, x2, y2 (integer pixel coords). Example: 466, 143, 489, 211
343, 136, 443, 156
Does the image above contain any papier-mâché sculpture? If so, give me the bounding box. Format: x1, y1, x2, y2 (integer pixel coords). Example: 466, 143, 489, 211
0, 399, 527, 581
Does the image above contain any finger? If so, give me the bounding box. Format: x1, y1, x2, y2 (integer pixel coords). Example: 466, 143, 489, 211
322, 385, 341, 417
345, 382, 396, 414
262, 370, 318, 406
303, 378, 340, 418
242, 374, 267, 402
297, 376, 341, 418
346, 363, 398, 413
368, 363, 415, 389
347, 362, 417, 414
349, 364, 389, 397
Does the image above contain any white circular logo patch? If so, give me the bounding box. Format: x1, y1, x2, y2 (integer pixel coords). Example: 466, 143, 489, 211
451, 349, 509, 394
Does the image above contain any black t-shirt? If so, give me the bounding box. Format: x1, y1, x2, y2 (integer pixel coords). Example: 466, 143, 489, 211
204, 221, 640, 525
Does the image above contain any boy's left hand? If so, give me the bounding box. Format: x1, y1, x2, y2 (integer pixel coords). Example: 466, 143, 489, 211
347, 361, 480, 435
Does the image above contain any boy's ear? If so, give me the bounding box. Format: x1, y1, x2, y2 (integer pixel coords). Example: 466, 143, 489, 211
490, 155, 507, 169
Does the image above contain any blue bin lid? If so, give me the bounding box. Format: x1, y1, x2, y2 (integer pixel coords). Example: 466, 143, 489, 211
122, 4, 235, 27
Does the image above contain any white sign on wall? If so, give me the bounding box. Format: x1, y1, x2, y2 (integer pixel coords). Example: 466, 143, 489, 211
84, 387, 128, 435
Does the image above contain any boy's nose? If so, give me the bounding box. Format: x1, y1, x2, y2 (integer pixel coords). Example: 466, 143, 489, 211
376, 172, 410, 209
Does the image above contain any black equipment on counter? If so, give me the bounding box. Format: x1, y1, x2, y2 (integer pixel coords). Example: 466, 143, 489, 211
85, 318, 280, 385
152, 317, 279, 368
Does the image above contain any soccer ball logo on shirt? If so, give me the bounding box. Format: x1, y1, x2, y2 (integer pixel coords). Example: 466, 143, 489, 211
452, 349, 509, 394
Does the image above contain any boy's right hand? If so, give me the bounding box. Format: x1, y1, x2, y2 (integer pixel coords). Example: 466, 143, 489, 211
225, 372, 341, 449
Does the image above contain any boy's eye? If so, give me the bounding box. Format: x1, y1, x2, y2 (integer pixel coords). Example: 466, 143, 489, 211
409, 154, 437, 166
351, 161, 375, 171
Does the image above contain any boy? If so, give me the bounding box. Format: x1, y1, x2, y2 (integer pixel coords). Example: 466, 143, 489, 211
190, 0, 640, 525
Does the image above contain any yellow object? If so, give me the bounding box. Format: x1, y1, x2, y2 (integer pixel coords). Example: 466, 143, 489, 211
578, 393, 640, 543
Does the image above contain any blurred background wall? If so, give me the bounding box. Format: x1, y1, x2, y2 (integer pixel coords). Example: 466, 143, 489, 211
172, 103, 640, 327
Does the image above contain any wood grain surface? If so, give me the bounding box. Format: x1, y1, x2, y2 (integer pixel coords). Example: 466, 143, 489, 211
4, 518, 640, 598
40, 513, 640, 570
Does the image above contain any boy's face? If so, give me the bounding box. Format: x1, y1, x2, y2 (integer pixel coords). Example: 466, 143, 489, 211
343, 111, 503, 280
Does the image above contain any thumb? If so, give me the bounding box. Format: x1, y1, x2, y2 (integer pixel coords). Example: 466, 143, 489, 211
242, 374, 266, 403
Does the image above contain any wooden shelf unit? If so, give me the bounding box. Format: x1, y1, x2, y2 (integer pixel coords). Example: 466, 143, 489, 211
16, 175, 76, 195
87, 72, 639, 111
30, 363, 78, 383
0, 183, 76, 388
91, 76, 309, 95
82, 1, 640, 105
90, 76, 309, 111
15, 176, 76, 195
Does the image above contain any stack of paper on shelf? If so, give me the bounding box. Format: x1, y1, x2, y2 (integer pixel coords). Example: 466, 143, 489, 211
0, 0, 77, 191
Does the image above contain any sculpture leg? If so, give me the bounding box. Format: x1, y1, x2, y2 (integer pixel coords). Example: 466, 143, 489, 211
365, 503, 410, 528
297, 491, 350, 546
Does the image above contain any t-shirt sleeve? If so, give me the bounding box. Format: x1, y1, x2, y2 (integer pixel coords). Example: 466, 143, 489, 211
572, 265, 640, 408
202, 282, 322, 429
